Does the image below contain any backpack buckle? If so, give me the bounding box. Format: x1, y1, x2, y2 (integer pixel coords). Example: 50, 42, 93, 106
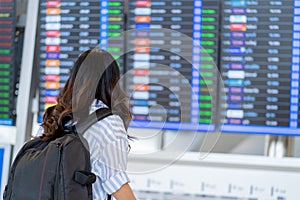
74, 171, 96, 185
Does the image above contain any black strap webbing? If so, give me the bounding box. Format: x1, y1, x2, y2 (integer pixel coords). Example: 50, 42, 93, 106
74, 171, 96, 185
75, 108, 113, 135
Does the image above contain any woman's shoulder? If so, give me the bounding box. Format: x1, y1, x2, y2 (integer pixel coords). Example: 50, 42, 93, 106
102, 114, 124, 126
90, 100, 127, 131
85, 114, 127, 142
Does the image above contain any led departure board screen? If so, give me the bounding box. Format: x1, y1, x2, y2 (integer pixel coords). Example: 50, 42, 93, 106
36, 0, 124, 122
126, 0, 220, 131
0, 0, 16, 126
34, 0, 300, 135
220, 0, 300, 135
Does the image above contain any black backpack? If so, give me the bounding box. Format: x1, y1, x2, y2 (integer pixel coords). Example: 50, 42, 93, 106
3, 108, 112, 200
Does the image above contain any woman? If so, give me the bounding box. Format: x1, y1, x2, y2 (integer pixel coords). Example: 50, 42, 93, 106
39, 49, 136, 200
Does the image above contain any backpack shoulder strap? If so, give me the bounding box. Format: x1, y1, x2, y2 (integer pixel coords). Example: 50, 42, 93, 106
76, 108, 113, 135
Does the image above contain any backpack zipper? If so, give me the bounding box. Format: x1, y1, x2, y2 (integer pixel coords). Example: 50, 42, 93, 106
38, 146, 51, 200
55, 143, 62, 200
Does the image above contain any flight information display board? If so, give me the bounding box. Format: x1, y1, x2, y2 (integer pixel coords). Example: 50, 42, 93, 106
0, 0, 16, 126
126, 0, 220, 131
36, 0, 124, 122
34, 0, 300, 135
220, 0, 300, 135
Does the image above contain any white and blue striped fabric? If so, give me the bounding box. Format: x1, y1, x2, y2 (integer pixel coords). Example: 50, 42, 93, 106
36, 99, 130, 200
85, 99, 130, 199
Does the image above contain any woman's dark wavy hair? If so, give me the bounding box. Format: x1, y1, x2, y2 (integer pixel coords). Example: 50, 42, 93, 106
40, 49, 131, 141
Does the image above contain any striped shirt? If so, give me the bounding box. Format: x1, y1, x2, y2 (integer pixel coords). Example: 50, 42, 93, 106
85, 99, 130, 199
37, 100, 130, 200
